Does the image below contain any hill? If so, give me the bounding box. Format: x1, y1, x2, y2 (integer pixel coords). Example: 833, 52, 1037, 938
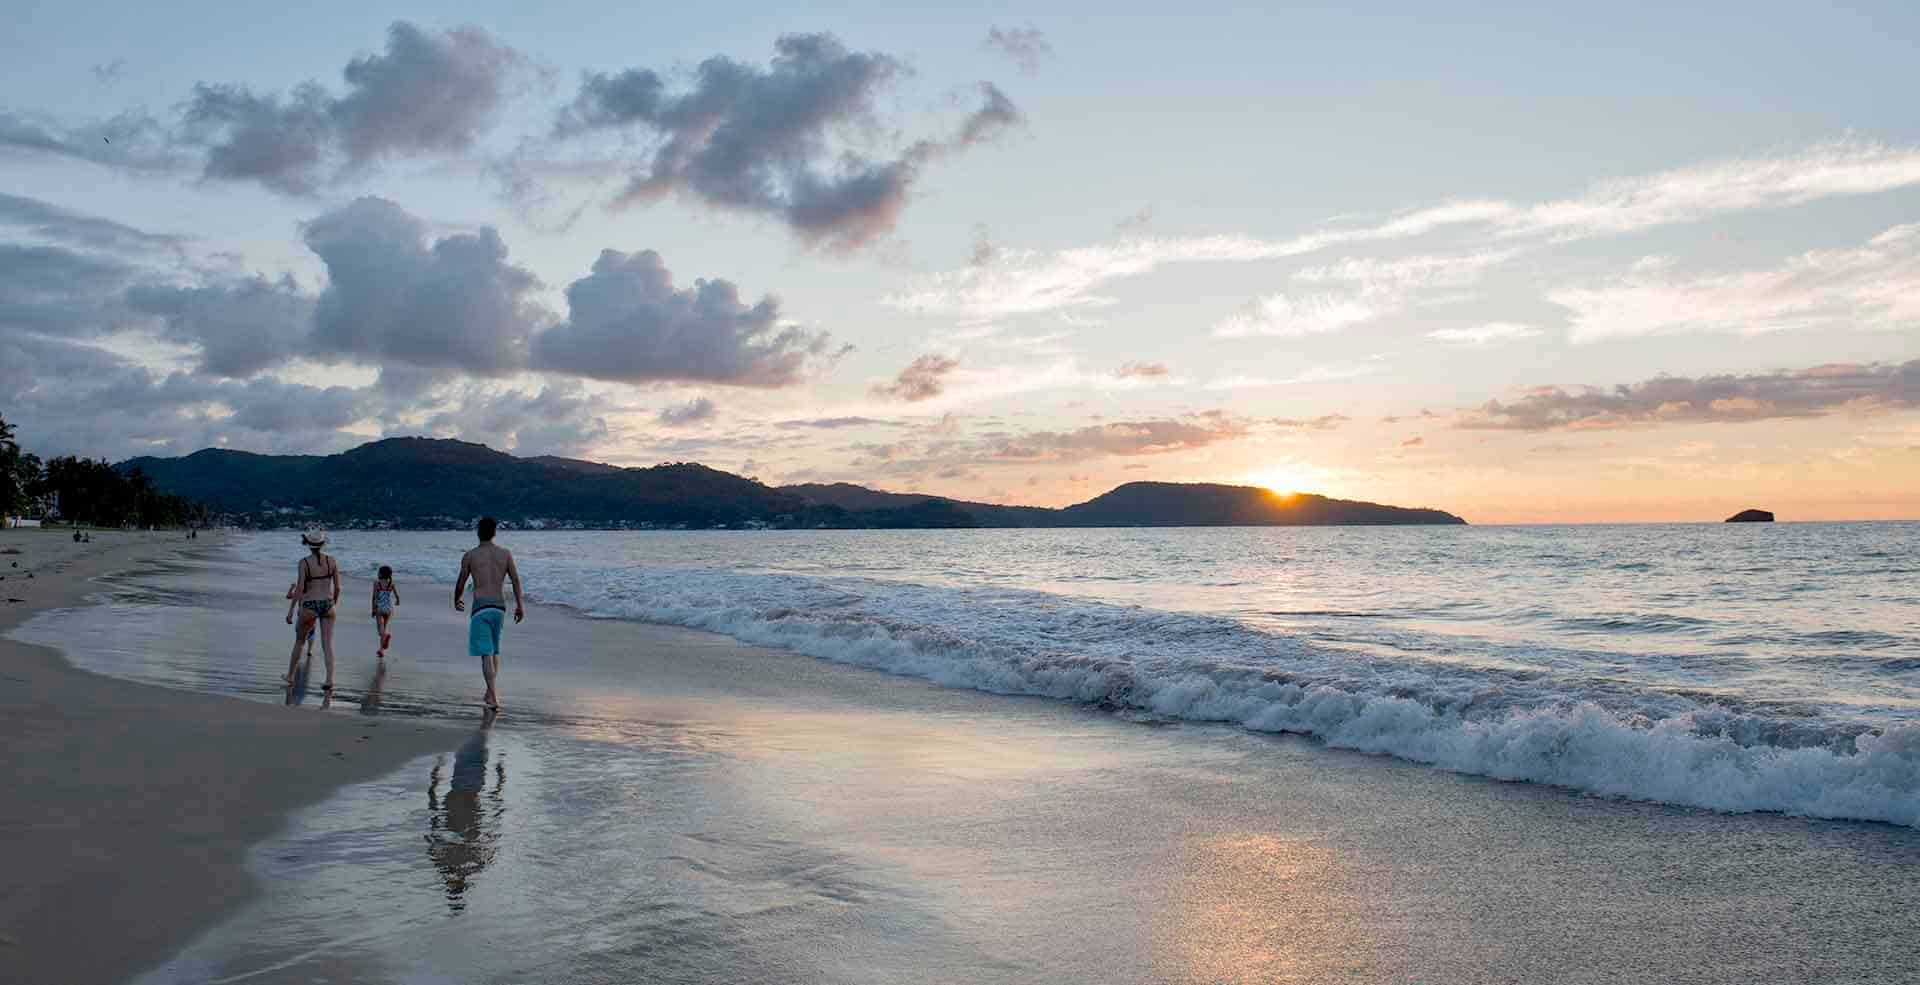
779, 482, 1059, 527
121, 437, 1466, 529
1055, 482, 1464, 526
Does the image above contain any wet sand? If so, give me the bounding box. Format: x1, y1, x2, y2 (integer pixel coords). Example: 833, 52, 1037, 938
0, 529, 455, 985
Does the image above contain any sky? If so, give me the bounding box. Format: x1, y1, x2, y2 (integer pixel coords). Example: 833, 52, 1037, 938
5, 1, 1920, 523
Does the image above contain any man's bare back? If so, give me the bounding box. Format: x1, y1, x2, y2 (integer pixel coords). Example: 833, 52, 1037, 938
455, 542, 523, 617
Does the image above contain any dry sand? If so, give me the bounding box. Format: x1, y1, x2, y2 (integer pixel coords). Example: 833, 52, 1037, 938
0, 528, 456, 985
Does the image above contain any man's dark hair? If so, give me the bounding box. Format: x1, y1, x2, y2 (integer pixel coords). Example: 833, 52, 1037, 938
478, 516, 498, 541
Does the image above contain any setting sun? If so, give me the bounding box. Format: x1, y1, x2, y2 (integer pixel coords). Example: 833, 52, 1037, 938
1243, 464, 1331, 498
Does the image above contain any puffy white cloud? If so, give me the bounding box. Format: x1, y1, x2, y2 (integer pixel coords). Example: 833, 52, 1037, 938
181, 22, 521, 194
558, 34, 1019, 250
532, 248, 833, 386
304, 197, 543, 375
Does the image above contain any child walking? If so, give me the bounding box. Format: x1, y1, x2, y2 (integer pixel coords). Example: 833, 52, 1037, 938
371, 565, 400, 658
286, 583, 316, 661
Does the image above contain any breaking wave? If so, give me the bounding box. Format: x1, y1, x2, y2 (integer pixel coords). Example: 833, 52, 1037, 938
486, 561, 1920, 828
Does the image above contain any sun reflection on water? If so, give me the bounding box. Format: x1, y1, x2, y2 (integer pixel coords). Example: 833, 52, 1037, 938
1163, 834, 1351, 985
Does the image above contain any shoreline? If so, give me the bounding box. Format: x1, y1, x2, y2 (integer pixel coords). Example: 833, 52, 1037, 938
0, 529, 458, 985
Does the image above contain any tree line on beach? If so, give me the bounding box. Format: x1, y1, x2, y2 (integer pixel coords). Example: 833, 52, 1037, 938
1, 414, 207, 528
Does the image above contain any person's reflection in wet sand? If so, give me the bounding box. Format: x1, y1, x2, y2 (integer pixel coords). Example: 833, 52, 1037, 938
426, 713, 506, 912
358, 662, 388, 716
284, 655, 311, 706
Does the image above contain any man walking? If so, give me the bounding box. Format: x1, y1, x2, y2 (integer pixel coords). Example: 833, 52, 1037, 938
453, 517, 524, 712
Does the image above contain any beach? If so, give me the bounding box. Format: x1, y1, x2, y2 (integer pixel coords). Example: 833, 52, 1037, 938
0, 529, 455, 985
3, 528, 1916, 984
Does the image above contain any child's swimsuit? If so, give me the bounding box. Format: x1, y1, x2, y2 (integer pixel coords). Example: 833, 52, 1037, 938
374, 584, 395, 615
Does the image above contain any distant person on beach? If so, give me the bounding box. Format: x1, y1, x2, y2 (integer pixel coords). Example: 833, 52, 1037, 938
453, 517, 523, 712
371, 565, 400, 659
286, 528, 340, 693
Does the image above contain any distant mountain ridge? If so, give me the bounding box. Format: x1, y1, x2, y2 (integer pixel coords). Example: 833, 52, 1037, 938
121, 437, 1467, 528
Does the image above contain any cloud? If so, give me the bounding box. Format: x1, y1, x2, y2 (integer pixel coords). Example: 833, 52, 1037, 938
1458, 360, 1920, 431
126, 275, 314, 377
775, 416, 896, 430
304, 197, 542, 374
984, 27, 1051, 72
1400, 436, 1425, 448
891, 141, 1920, 323
1552, 224, 1920, 343
658, 396, 717, 426
557, 34, 1016, 250
0, 334, 375, 459
329, 24, 520, 166
1216, 248, 1517, 338
1204, 364, 1377, 390
181, 83, 335, 195
1503, 141, 1920, 240
419, 382, 610, 457
179, 22, 521, 194
1292, 249, 1515, 293
872, 354, 960, 402
1212, 292, 1380, 337
0, 193, 184, 255
982, 416, 1251, 463
222, 378, 365, 432
0, 109, 183, 173
532, 248, 832, 386
0, 243, 136, 335
835, 412, 1256, 478
1425, 322, 1543, 346
886, 234, 1305, 322
1113, 361, 1169, 379
5, 193, 829, 397
1272, 414, 1350, 430
92, 59, 126, 84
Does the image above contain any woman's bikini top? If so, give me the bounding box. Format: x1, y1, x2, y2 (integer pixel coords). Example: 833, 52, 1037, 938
301, 554, 336, 590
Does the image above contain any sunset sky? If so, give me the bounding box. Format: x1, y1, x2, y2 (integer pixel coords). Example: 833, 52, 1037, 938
5, 1, 1919, 522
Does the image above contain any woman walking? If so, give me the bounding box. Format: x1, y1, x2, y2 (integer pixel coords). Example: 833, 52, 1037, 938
285, 528, 341, 693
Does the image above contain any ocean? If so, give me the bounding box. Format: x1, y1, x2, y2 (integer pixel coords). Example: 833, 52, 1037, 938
15, 524, 1920, 983
246, 522, 1920, 826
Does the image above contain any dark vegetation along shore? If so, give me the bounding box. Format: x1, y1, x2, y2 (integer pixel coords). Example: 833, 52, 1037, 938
121, 437, 1468, 530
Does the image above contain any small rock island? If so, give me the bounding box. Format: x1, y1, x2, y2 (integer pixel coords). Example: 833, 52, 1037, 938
1725, 509, 1775, 523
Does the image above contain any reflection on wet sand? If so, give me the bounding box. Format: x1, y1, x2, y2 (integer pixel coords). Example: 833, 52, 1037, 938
359, 662, 387, 716
426, 716, 507, 913
283, 655, 334, 709
1163, 834, 1352, 985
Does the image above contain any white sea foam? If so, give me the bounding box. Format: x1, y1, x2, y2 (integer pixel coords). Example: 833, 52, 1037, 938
261, 533, 1920, 828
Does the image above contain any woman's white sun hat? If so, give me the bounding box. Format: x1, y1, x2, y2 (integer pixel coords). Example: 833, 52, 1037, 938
300, 527, 329, 547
